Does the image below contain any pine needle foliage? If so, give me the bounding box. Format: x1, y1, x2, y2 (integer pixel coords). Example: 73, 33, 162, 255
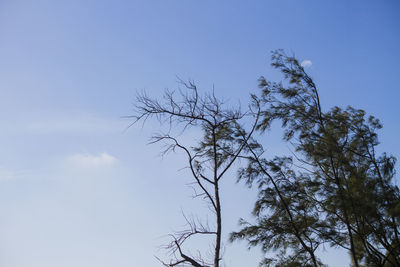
231, 50, 400, 267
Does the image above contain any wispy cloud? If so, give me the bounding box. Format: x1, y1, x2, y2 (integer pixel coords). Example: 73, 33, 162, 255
1, 112, 128, 137
301, 60, 312, 68
25, 113, 124, 135
66, 152, 117, 168
0, 167, 15, 181
0, 167, 31, 181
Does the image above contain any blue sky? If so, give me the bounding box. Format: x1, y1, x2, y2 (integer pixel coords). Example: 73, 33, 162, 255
0, 1, 399, 266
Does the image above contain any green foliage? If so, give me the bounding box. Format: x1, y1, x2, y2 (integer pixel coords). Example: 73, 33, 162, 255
134, 52, 399, 267
232, 156, 324, 266
232, 50, 400, 266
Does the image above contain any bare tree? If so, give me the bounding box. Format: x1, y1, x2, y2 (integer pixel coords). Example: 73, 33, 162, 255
130, 80, 260, 266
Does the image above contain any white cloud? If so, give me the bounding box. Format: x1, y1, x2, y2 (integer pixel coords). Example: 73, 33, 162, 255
0, 167, 30, 181
1, 112, 126, 137
301, 60, 312, 68
0, 167, 16, 181
67, 153, 117, 168
22, 112, 125, 135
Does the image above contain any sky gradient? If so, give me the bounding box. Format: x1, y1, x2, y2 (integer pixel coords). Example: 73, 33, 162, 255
0, 1, 399, 266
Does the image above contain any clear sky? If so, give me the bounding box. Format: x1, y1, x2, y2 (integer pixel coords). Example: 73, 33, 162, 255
0, 1, 399, 266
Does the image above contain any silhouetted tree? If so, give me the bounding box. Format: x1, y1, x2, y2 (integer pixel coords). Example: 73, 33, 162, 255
131, 80, 260, 267
232, 50, 400, 266
231, 152, 323, 266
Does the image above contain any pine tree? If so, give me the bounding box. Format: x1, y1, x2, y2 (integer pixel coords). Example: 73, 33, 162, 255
232, 50, 400, 266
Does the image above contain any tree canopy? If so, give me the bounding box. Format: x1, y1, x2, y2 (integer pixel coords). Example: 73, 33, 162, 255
231, 50, 400, 267
133, 51, 399, 267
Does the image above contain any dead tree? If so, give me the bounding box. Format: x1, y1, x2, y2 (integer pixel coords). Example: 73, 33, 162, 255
130, 80, 260, 266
